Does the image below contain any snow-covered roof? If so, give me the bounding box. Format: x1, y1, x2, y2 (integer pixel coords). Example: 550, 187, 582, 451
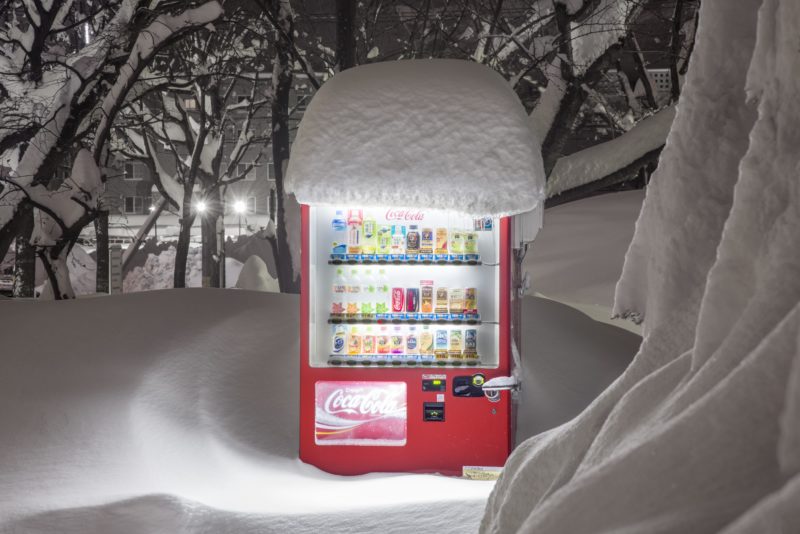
286, 59, 545, 218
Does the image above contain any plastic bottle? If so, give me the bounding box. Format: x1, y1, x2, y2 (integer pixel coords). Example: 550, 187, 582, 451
331, 210, 347, 255
375, 269, 390, 316
406, 326, 419, 358
346, 268, 361, 316
406, 225, 420, 255
390, 325, 405, 356
360, 268, 375, 316
332, 324, 346, 355
347, 209, 363, 254
331, 268, 346, 315
362, 216, 377, 255
348, 326, 362, 356
391, 225, 406, 256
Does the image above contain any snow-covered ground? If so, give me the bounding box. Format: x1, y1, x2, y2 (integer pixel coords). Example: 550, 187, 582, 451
0, 286, 638, 533
524, 190, 644, 308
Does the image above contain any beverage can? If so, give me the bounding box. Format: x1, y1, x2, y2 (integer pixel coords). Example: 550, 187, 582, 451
435, 228, 448, 254
465, 288, 477, 314
391, 287, 405, 313
420, 228, 434, 254
405, 287, 419, 313
420, 280, 434, 313
435, 287, 449, 314
449, 330, 463, 357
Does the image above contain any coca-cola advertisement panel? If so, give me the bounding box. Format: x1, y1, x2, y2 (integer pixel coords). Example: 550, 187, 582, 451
315, 381, 407, 446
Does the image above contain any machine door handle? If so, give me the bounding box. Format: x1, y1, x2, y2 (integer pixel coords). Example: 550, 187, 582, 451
481, 376, 519, 403
481, 376, 519, 392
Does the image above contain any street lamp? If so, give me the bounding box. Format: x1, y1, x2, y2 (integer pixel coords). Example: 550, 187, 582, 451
233, 200, 246, 236
195, 200, 207, 214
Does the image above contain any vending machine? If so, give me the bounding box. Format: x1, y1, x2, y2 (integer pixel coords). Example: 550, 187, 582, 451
286, 58, 545, 476
300, 205, 515, 476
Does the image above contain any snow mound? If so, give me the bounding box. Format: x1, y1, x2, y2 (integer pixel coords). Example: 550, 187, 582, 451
123, 246, 243, 292
286, 59, 545, 218
482, 0, 800, 532
234, 255, 279, 292
38, 244, 97, 298
0, 288, 637, 532
0, 290, 493, 532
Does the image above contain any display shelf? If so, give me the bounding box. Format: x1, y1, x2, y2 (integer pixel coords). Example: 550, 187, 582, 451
328, 314, 481, 325
328, 356, 481, 367
329, 254, 481, 266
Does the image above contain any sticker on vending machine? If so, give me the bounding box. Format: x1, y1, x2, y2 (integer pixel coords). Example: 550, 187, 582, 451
315, 381, 407, 446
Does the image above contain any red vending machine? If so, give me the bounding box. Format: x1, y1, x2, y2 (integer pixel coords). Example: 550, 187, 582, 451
300, 206, 514, 476
286, 59, 545, 476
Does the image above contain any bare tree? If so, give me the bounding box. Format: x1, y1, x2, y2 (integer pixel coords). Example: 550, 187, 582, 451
0, 0, 224, 298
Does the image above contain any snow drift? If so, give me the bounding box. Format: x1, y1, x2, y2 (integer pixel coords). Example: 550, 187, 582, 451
286, 59, 545, 218
0, 288, 637, 532
481, 0, 800, 532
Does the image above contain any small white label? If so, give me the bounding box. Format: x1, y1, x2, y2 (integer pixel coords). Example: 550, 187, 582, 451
436, 393, 445, 402
423, 374, 447, 380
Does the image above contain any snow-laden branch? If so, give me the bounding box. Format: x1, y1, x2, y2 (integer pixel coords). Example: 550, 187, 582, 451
93, 2, 224, 159
547, 105, 676, 198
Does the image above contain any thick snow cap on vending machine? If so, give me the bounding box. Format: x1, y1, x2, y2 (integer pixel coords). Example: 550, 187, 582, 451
285, 59, 546, 236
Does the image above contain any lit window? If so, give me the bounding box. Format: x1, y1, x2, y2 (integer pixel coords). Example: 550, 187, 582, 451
183, 98, 198, 110
246, 196, 256, 214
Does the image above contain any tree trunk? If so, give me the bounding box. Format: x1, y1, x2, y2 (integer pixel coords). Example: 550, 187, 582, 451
669, 0, 685, 102
272, 0, 300, 294
39, 247, 74, 300
174, 214, 195, 288
631, 34, 657, 110
201, 188, 222, 288
12, 204, 35, 298
335, 0, 356, 70
95, 209, 109, 294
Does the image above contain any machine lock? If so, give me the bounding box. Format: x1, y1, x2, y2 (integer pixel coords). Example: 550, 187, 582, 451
453, 374, 486, 397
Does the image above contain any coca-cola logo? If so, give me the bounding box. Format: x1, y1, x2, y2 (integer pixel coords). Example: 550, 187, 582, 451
385, 209, 425, 221
324, 388, 403, 416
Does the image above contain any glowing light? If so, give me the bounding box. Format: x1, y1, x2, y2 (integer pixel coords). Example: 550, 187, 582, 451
196, 201, 207, 213
233, 201, 247, 214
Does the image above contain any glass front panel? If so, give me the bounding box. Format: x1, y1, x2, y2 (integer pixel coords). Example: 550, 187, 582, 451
309, 206, 500, 368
